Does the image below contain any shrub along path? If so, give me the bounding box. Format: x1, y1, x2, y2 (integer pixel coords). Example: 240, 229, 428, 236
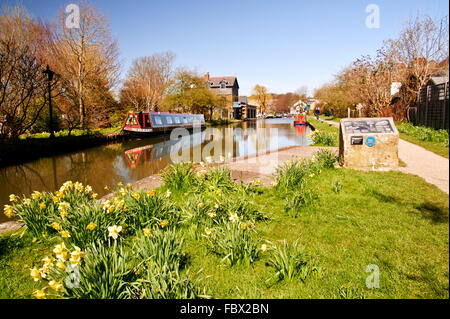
322, 119, 449, 194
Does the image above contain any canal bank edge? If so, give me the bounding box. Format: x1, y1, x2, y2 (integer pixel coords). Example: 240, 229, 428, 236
0, 145, 337, 235
0, 132, 132, 168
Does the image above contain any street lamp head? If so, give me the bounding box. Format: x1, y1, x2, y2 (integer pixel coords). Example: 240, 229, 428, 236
43, 64, 55, 81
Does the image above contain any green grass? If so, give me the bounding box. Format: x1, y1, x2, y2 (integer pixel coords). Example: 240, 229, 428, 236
396, 122, 449, 159
183, 169, 449, 299
1, 164, 448, 299
19, 127, 122, 140
308, 118, 339, 147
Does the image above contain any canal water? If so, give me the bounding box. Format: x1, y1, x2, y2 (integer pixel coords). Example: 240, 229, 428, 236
0, 119, 312, 224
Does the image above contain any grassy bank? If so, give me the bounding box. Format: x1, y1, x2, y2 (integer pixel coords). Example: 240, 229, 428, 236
1, 151, 448, 299
395, 122, 449, 159
1, 127, 126, 168
308, 118, 339, 147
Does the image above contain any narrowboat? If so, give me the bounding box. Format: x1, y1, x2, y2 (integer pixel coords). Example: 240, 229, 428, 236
294, 114, 307, 126
122, 110, 206, 136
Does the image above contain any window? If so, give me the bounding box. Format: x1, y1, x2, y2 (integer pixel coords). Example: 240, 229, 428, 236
166, 116, 173, 124
174, 117, 180, 124
220, 82, 226, 89
154, 116, 162, 125
182, 117, 188, 123
125, 114, 138, 126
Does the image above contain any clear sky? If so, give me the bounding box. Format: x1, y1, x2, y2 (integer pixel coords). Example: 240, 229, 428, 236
2, 0, 448, 96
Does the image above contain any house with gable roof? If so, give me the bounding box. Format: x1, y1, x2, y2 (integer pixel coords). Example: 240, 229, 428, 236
205, 72, 239, 119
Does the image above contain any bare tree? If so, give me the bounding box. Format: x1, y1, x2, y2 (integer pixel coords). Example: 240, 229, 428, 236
386, 13, 449, 107
0, 6, 50, 140
122, 52, 175, 112
50, 0, 120, 130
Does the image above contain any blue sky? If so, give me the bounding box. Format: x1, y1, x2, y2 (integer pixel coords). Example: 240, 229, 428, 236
2, 0, 448, 96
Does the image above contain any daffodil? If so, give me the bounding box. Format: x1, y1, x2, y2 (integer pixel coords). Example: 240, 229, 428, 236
24, 198, 32, 206
143, 228, 152, 237
164, 190, 171, 198
84, 185, 92, 193
147, 190, 155, 197
126, 183, 132, 189
30, 267, 41, 281
108, 225, 122, 239
42, 256, 54, 268
207, 212, 216, 219
60, 230, 70, 238
204, 228, 215, 237
117, 182, 123, 187
104, 185, 109, 190
74, 182, 84, 192
92, 193, 98, 199
215, 189, 222, 195
56, 260, 66, 270
52, 196, 60, 203
261, 244, 268, 252
228, 212, 239, 223
31, 191, 42, 200
49, 280, 63, 292
53, 243, 68, 261
32, 289, 46, 299
214, 203, 219, 209
240, 222, 248, 230
209, 185, 215, 191
254, 178, 261, 186
160, 220, 169, 228
197, 202, 204, 209
9, 194, 18, 203
51, 222, 62, 231
132, 192, 140, 200
39, 202, 46, 210
3, 205, 14, 218
69, 246, 83, 267
86, 222, 97, 231
271, 181, 278, 187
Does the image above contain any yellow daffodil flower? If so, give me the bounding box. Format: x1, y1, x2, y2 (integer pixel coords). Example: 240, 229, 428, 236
49, 280, 63, 292
143, 228, 152, 237
228, 212, 239, 223
86, 222, 97, 231
33, 289, 46, 299
59, 230, 70, 238
3, 205, 14, 218
160, 220, 169, 228
9, 194, 18, 203
39, 202, 46, 210
51, 222, 61, 231
261, 244, 268, 252
30, 267, 41, 281
108, 225, 122, 239
147, 190, 155, 197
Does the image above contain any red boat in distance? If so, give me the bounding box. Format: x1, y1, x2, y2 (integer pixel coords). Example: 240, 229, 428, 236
294, 114, 307, 126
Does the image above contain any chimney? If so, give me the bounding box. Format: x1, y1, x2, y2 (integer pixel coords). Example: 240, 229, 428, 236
205, 72, 210, 81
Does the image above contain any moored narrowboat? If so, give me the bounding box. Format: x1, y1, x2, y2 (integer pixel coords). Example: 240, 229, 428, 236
122, 110, 206, 136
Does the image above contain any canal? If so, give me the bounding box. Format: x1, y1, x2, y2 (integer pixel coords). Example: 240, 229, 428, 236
0, 119, 312, 224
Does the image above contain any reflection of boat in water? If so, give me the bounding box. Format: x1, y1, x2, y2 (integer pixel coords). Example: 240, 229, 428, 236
122, 110, 206, 136
124, 131, 206, 169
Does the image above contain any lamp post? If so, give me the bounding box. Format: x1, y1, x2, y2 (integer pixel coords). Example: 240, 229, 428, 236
43, 65, 55, 138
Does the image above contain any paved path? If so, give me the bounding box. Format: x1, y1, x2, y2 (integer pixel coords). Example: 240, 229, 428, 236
322, 119, 449, 194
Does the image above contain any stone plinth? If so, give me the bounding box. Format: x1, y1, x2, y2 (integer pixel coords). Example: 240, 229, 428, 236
339, 118, 399, 171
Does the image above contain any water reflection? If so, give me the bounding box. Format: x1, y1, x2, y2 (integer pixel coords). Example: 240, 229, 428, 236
0, 119, 311, 223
